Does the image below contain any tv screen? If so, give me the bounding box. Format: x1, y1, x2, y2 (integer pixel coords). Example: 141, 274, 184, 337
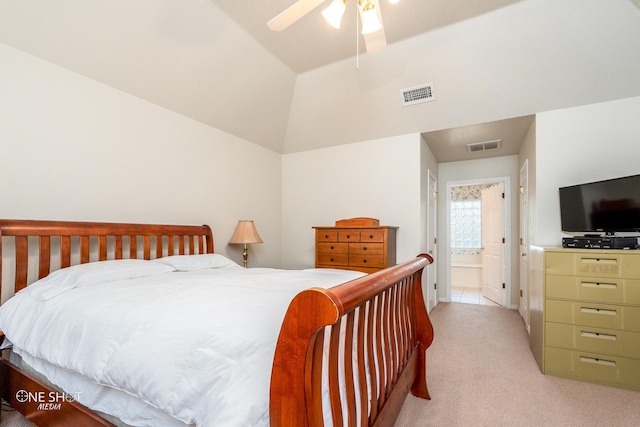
559, 174, 640, 234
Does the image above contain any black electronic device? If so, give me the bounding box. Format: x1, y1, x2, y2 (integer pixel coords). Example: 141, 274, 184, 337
562, 236, 638, 250
559, 174, 640, 234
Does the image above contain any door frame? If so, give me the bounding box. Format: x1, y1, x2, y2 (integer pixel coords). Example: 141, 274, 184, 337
519, 160, 530, 330
427, 169, 438, 312
444, 176, 513, 307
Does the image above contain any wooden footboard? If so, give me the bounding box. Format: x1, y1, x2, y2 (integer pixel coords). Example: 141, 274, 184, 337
270, 254, 434, 427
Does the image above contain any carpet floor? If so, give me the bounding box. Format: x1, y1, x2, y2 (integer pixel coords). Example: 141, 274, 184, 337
1, 401, 34, 427
394, 302, 640, 427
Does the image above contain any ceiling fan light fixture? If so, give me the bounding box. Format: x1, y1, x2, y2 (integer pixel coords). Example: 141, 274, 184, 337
322, 0, 347, 29
360, 2, 383, 34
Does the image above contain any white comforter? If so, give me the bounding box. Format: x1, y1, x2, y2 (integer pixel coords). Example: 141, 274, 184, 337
0, 259, 364, 426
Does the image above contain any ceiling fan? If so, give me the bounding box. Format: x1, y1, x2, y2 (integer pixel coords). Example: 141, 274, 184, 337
268, 0, 400, 54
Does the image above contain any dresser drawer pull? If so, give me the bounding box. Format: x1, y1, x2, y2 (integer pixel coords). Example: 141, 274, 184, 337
580, 331, 617, 341
580, 257, 617, 265
581, 281, 617, 289
579, 356, 616, 367
363, 246, 367, 250
369, 235, 374, 239
330, 246, 334, 249
363, 259, 367, 263
580, 307, 617, 316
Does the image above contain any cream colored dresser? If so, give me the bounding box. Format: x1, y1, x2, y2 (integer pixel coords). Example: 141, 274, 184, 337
313, 217, 397, 274
541, 247, 640, 391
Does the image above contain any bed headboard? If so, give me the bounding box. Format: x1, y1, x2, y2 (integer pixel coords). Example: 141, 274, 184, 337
0, 219, 214, 302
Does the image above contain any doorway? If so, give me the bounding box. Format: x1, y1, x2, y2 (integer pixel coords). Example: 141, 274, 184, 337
446, 177, 511, 307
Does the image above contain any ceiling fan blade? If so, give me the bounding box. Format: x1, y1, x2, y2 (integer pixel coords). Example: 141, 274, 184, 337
363, 0, 386, 53
267, 0, 327, 32
364, 27, 387, 53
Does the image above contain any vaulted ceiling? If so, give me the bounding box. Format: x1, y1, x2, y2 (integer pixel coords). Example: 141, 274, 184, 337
1, 0, 639, 157
214, 0, 525, 73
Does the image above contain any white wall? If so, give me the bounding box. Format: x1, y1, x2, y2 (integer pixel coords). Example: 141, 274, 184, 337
283, 0, 640, 153
437, 155, 520, 307
281, 134, 424, 269
535, 96, 640, 246
0, 44, 283, 276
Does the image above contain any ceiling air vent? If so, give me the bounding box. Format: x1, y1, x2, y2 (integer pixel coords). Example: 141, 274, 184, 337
401, 83, 435, 106
466, 139, 502, 153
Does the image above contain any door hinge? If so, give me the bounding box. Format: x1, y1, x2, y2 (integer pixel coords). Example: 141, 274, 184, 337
520, 289, 523, 297
520, 237, 523, 245
434, 237, 437, 245
502, 283, 506, 289
502, 192, 505, 199
434, 283, 437, 289
502, 237, 506, 244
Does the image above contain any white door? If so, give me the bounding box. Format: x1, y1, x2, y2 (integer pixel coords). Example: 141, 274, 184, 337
427, 172, 438, 312
481, 183, 505, 305
519, 161, 530, 329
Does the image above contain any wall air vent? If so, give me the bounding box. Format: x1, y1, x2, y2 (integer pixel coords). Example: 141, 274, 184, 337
401, 83, 435, 106
466, 139, 502, 153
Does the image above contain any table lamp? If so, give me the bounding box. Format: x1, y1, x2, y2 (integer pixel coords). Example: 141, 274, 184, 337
229, 220, 263, 268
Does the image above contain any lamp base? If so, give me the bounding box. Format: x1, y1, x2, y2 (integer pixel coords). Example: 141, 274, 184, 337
242, 244, 248, 268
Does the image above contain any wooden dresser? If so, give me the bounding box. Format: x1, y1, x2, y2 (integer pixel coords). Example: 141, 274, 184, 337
313, 218, 397, 274
541, 248, 640, 391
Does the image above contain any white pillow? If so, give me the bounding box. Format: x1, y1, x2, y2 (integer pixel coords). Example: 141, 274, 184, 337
26, 259, 176, 301
152, 254, 240, 271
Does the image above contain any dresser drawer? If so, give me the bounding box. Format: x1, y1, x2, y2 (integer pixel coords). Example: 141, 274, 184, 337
546, 251, 640, 278
546, 275, 640, 305
359, 229, 385, 243
317, 253, 348, 267
545, 299, 640, 332
546, 322, 640, 358
349, 244, 385, 268
349, 242, 384, 255
338, 230, 360, 242
316, 242, 348, 254
316, 230, 338, 242
545, 347, 640, 390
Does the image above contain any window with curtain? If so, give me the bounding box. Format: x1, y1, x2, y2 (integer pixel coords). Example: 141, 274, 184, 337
450, 200, 482, 248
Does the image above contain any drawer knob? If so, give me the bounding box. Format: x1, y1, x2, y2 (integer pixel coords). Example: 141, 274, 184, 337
346, 235, 351, 239
330, 258, 334, 262
363, 246, 367, 250
369, 235, 374, 239
363, 259, 367, 263
330, 246, 334, 249
325, 235, 329, 239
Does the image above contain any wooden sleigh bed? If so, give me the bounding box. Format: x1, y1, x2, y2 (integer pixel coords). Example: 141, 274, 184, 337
0, 219, 434, 427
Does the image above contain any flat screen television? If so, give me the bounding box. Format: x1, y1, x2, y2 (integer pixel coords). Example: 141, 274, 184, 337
559, 174, 640, 234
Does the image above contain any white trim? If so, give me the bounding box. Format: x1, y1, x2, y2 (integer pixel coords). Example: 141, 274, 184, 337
427, 169, 439, 311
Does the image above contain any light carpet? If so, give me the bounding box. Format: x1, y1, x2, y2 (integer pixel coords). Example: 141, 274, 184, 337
394, 302, 640, 427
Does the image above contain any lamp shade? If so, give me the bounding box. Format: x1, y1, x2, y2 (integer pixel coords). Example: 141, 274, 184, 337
229, 220, 263, 244
361, 3, 383, 34
322, 0, 347, 29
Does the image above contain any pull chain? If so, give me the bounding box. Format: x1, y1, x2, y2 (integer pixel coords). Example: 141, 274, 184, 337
356, 1, 359, 70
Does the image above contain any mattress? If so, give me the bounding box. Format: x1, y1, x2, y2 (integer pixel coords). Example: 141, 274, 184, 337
0, 255, 365, 426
